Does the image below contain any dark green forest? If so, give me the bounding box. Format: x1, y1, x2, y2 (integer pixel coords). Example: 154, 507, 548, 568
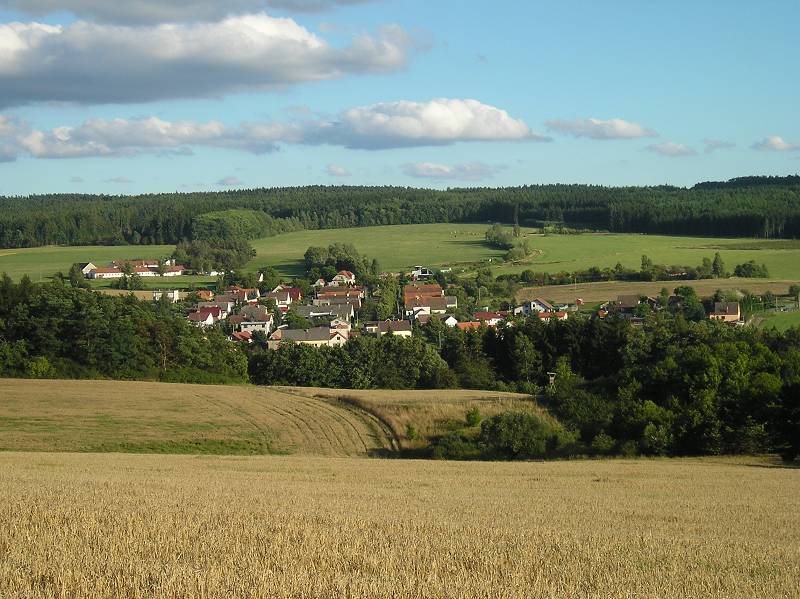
2, 175, 799, 248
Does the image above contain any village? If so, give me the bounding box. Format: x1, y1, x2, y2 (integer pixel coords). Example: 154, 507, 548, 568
80, 258, 745, 348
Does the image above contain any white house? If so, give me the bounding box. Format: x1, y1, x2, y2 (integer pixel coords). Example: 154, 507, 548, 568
330, 270, 357, 286
411, 266, 435, 279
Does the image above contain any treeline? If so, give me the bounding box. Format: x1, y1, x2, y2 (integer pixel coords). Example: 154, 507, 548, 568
0, 276, 247, 383
2, 176, 800, 248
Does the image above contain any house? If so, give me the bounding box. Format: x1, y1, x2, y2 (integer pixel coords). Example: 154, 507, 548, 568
226, 286, 261, 304
405, 296, 457, 317
330, 270, 357, 286
709, 302, 741, 323
267, 327, 349, 350
188, 307, 220, 327
77, 263, 97, 275
312, 296, 362, 310
112, 259, 161, 269
365, 320, 413, 338
416, 314, 458, 327
614, 295, 658, 317
197, 301, 234, 318
152, 290, 183, 303
264, 290, 293, 312
271, 285, 303, 302
87, 267, 125, 279
513, 298, 556, 315
195, 290, 215, 301
411, 266, 435, 280
312, 278, 327, 288
534, 311, 569, 322
473, 311, 510, 327
295, 304, 355, 322
456, 322, 482, 332
317, 286, 365, 300
230, 331, 253, 343
329, 318, 351, 332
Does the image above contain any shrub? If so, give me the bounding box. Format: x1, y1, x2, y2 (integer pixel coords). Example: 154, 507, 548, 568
465, 407, 481, 427
478, 411, 571, 459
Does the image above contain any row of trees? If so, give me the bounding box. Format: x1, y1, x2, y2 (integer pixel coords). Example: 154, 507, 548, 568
2, 176, 800, 248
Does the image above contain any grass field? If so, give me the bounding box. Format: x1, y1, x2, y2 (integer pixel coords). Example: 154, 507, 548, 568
517, 278, 798, 304
2, 225, 800, 285
246, 224, 800, 279
0, 451, 797, 598
757, 309, 800, 331
0, 379, 397, 456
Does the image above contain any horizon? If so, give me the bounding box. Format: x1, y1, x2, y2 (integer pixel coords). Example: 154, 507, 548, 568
1, 1, 799, 195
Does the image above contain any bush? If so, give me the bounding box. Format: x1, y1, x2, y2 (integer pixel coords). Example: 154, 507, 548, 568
478, 411, 572, 459
432, 433, 481, 460
590, 432, 615, 455
465, 407, 481, 427
405, 424, 419, 441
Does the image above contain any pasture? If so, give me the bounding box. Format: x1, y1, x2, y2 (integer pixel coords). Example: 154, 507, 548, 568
2, 225, 799, 285
0, 452, 797, 598
757, 309, 800, 331
247, 224, 800, 279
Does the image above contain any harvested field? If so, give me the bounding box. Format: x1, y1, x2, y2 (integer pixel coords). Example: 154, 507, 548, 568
294, 387, 547, 447
0, 379, 394, 456
517, 278, 798, 304
0, 452, 797, 598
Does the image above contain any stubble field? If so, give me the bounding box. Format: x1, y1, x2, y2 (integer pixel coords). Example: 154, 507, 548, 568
0, 452, 797, 598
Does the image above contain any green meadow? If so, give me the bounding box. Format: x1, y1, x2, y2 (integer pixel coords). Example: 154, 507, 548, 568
2, 224, 799, 283
757, 309, 800, 331
248, 224, 800, 280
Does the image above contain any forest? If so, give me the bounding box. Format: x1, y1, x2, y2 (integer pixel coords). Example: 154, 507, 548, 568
1, 277, 798, 461
1, 175, 799, 248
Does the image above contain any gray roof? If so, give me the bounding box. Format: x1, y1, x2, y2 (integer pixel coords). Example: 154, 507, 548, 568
295, 304, 353, 320
281, 327, 333, 342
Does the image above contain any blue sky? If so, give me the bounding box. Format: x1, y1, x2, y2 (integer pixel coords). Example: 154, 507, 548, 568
0, 0, 798, 195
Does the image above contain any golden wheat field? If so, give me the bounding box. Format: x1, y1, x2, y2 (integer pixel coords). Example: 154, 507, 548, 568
0, 452, 798, 599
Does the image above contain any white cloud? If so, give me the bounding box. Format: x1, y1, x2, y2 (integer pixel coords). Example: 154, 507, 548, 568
546, 117, 656, 140
702, 139, 735, 154
0, 15, 412, 107
311, 98, 549, 149
325, 164, 351, 177
0, 99, 543, 159
217, 176, 243, 187
751, 135, 798, 151
0, 0, 375, 23
645, 142, 696, 157
104, 176, 132, 184
403, 161, 504, 181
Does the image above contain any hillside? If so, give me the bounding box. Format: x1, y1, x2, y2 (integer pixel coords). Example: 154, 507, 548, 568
0, 379, 540, 456
0, 379, 394, 456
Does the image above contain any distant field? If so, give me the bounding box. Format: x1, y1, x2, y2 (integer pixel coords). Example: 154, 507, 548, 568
757, 309, 800, 331
0, 379, 396, 456
249, 225, 800, 279
1, 452, 797, 598
517, 278, 798, 304
3, 225, 800, 283
0, 244, 174, 281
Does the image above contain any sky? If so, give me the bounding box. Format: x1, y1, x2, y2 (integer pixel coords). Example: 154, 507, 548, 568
0, 0, 798, 195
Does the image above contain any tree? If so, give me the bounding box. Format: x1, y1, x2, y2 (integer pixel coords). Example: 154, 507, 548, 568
712, 252, 726, 278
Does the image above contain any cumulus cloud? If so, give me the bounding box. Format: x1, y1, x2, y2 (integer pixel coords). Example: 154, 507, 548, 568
751, 135, 798, 151
325, 164, 351, 177
645, 142, 696, 157
702, 139, 735, 154
0, 0, 375, 23
0, 99, 542, 160
403, 161, 504, 181
546, 117, 656, 140
0, 15, 412, 107
310, 98, 549, 149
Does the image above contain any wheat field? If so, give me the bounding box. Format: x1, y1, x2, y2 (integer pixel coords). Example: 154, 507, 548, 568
1, 452, 797, 598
